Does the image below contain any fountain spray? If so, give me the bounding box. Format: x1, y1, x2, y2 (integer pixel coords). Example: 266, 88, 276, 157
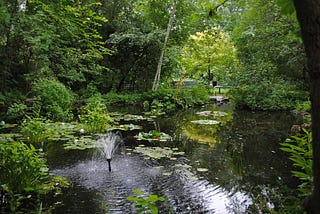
96, 132, 122, 172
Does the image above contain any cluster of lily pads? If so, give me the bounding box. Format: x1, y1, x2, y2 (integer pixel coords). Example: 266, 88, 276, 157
191, 110, 228, 125
131, 145, 208, 178
134, 130, 171, 142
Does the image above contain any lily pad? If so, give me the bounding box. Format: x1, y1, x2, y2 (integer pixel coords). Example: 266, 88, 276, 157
212, 111, 228, 117
197, 168, 209, 172
173, 151, 185, 155
162, 172, 172, 176
191, 120, 220, 125
196, 111, 228, 117
122, 114, 148, 121
196, 111, 211, 116
63, 137, 96, 150
135, 130, 171, 141
175, 163, 192, 168
109, 124, 142, 131
133, 146, 174, 159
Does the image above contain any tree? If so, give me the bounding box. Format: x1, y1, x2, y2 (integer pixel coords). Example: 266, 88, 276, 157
227, 0, 307, 110
293, 1, 320, 213
0, 0, 110, 96
181, 26, 237, 85
152, 0, 177, 91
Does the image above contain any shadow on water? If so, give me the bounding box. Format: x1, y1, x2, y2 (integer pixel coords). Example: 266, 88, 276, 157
47, 104, 303, 213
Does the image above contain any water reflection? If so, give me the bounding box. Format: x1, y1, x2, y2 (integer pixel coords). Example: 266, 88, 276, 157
48, 104, 301, 213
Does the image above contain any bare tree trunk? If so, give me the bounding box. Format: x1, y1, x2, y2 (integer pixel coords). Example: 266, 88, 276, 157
152, 0, 177, 91
293, 1, 320, 213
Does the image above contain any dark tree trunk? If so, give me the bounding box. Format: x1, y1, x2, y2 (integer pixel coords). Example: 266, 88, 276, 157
293, 1, 320, 213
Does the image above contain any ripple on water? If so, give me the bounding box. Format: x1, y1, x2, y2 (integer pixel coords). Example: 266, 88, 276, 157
51, 153, 251, 213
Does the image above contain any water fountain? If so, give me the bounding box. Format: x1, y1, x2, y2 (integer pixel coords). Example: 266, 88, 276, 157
95, 131, 123, 172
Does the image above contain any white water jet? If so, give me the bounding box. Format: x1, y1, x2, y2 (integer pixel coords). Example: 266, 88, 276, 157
95, 132, 123, 172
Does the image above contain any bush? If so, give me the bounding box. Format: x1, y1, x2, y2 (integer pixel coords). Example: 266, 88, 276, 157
20, 117, 51, 143
78, 95, 112, 133
103, 92, 143, 105
231, 78, 304, 110
280, 129, 313, 197
0, 141, 69, 213
6, 102, 28, 122
32, 78, 75, 121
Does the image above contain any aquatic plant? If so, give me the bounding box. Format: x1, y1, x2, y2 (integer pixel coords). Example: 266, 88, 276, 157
191, 120, 220, 125
20, 117, 51, 143
196, 111, 228, 117
133, 146, 185, 160
108, 123, 142, 131
127, 189, 164, 214
63, 137, 96, 150
78, 100, 112, 133
135, 130, 171, 141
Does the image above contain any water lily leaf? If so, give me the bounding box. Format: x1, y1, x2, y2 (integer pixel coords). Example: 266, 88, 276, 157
109, 124, 142, 131
197, 168, 209, 172
133, 146, 174, 159
191, 120, 220, 125
196, 111, 228, 117
135, 131, 171, 141
132, 189, 145, 195
173, 151, 185, 155
196, 111, 211, 116
212, 111, 228, 116
63, 137, 96, 150
123, 114, 148, 121
162, 172, 172, 176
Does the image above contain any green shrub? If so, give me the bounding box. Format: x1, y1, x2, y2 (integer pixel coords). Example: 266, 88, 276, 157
231, 78, 303, 110
102, 86, 210, 115
32, 78, 75, 121
294, 100, 311, 113
103, 92, 143, 105
0, 141, 69, 212
0, 90, 25, 106
20, 117, 51, 143
6, 102, 28, 121
280, 129, 313, 197
78, 95, 112, 133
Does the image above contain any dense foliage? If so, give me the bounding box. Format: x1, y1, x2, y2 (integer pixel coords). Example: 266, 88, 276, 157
0, 141, 68, 213
227, 0, 307, 110
0, 0, 308, 112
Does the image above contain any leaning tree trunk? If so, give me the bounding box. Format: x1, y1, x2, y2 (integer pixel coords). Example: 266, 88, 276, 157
152, 0, 177, 91
293, 1, 320, 213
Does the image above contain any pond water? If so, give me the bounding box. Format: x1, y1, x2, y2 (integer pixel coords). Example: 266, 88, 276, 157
45, 104, 302, 213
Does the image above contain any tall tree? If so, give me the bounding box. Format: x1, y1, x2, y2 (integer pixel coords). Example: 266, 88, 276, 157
293, 1, 320, 213
181, 27, 237, 85
152, 0, 177, 91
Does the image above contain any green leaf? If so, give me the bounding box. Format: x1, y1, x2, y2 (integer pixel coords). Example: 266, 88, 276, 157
276, 0, 295, 15
132, 189, 145, 195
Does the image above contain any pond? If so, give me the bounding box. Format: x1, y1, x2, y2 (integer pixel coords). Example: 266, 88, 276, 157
45, 104, 302, 213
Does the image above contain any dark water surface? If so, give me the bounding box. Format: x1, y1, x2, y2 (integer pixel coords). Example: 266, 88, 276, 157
47, 104, 302, 213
